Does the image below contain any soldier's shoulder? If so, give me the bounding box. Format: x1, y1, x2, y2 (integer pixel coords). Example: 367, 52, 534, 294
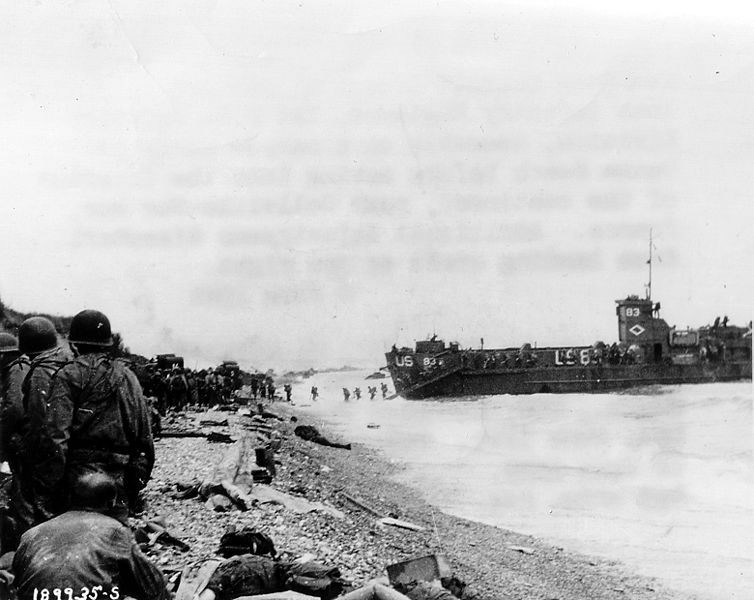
114, 359, 144, 384
114, 357, 139, 373
9, 356, 31, 371
31, 347, 73, 370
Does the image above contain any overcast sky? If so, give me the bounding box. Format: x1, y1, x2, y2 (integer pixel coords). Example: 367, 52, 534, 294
1, 1, 752, 370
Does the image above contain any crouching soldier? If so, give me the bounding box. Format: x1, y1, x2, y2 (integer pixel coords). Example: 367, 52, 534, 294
30, 309, 154, 524
12, 472, 169, 600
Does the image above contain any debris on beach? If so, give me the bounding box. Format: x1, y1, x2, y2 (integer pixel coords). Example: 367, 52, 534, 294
378, 518, 425, 532
507, 545, 536, 555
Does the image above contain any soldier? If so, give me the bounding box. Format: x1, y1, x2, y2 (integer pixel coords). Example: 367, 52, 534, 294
0, 332, 24, 464
221, 369, 233, 402
30, 309, 154, 524
353, 387, 361, 400
380, 382, 388, 399
368, 386, 377, 400
149, 367, 167, 415
196, 368, 207, 406
0, 332, 25, 553
186, 369, 199, 407
283, 383, 292, 403
310, 385, 318, 401
166, 366, 188, 411
13, 472, 169, 600
342, 387, 350, 401
204, 367, 217, 405
8, 318, 71, 540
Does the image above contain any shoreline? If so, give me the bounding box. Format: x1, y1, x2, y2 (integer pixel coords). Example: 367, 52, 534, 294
278, 403, 697, 600
143, 402, 698, 600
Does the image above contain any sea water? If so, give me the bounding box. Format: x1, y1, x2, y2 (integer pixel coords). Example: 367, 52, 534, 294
291, 374, 753, 600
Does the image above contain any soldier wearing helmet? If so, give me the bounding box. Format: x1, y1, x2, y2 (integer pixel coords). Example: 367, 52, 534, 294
0, 332, 22, 447
31, 310, 154, 524
1, 332, 24, 464
1, 331, 26, 553
5, 318, 72, 546
1, 332, 25, 460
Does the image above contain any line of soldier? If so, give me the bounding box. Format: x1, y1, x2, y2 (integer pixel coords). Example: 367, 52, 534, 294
0, 310, 155, 558
342, 382, 390, 401
141, 364, 244, 414
249, 375, 277, 402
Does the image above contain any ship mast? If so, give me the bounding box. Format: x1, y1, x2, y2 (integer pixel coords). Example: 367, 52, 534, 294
646, 227, 652, 300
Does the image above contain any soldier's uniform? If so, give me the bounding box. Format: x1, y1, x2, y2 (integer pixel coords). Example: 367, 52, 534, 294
33, 353, 154, 523
12, 346, 70, 530
13, 509, 169, 600
13, 473, 168, 600
0, 334, 27, 552
1, 317, 69, 550
0, 355, 30, 466
31, 310, 154, 525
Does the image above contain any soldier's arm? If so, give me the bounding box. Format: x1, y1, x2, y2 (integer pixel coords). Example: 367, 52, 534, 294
0, 388, 13, 462
32, 368, 75, 490
124, 369, 155, 478
118, 532, 170, 600
24, 367, 54, 451
0, 362, 28, 461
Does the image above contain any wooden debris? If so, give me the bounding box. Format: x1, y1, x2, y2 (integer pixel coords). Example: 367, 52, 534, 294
377, 518, 425, 532
341, 493, 383, 518
507, 545, 535, 555
248, 485, 345, 518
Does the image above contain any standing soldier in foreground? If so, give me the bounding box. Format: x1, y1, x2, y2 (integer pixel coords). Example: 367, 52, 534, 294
6, 318, 71, 546
0, 332, 24, 464
0, 332, 25, 553
31, 310, 154, 524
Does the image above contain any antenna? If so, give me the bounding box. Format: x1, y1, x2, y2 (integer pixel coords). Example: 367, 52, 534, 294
646, 227, 652, 300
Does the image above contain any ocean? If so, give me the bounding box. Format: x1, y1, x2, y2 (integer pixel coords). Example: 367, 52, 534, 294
291, 373, 753, 600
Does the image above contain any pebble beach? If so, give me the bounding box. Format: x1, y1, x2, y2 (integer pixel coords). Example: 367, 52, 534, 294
139, 402, 699, 600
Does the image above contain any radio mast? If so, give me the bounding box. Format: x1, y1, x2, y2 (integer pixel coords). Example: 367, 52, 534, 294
646, 228, 653, 300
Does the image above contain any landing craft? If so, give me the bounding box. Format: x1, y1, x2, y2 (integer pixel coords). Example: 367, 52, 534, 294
385, 236, 752, 398
386, 299, 751, 399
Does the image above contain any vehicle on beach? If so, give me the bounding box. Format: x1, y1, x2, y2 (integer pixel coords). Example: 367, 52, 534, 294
156, 353, 184, 370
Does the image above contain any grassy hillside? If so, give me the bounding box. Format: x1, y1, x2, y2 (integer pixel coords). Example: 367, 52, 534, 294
0, 297, 73, 336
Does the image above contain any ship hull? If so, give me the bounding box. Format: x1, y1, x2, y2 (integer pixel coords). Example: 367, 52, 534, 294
392, 361, 751, 399
387, 293, 752, 399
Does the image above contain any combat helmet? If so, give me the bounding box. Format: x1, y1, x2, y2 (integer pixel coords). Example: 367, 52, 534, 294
68, 309, 113, 347
0, 332, 19, 354
18, 317, 58, 355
